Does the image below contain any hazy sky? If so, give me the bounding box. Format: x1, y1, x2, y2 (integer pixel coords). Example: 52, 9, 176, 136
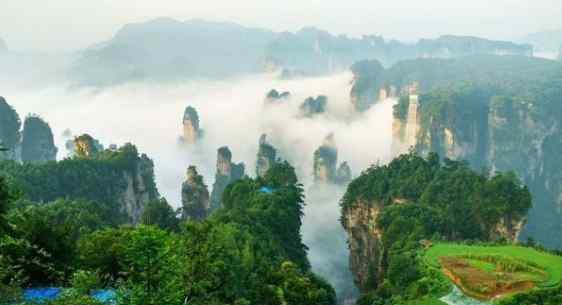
1, 0, 562, 51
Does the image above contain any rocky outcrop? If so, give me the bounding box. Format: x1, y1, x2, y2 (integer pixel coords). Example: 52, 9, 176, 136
119, 152, 157, 223
256, 134, 277, 178
341, 202, 385, 292
265, 89, 291, 104
300, 96, 327, 117
72, 134, 103, 157
210, 146, 245, 209
389, 58, 562, 247
392, 83, 421, 156
20, 115, 57, 162
181, 166, 210, 220
313, 134, 352, 185
179, 106, 202, 144
336, 162, 352, 185
0, 97, 21, 160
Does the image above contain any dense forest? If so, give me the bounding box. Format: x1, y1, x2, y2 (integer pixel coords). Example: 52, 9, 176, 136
341, 152, 562, 305
0, 160, 336, 305
0, 143, 158, 223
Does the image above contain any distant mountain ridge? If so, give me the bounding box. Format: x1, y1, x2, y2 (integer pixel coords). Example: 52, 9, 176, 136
520, 28, 562, 52
69, 18, 534, 86
68, 18, 277, 86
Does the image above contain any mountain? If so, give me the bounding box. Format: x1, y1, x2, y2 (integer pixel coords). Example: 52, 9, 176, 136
384, 55, 562, 248
265, 32, 532, 76
521, 29, 562, 53
69, 18, 277, 86
69, 18, 533, 86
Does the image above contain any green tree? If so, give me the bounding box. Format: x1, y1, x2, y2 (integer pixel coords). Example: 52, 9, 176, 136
119, 225, 183, 305
140, 198, 179, 231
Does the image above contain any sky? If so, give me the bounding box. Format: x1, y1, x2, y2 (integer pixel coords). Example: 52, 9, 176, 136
1, 0, 562, 51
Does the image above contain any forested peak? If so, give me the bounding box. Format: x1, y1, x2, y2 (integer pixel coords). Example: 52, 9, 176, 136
341, 151, 531, 228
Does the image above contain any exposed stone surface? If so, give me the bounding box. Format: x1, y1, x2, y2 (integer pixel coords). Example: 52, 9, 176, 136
256, 134, 277, 177
265, 89, 291, 104
210, 146, 245, 209
341, 202, 385, 292
300, 95, 327, 117
119, 151, 158, 223
179, 106, 202, 144
313, 134, 337, 183
336, 162, 352, 185
20, 115, 57, 162
73, 134, 104, 157
313, 134, 352, 185
343, 197, 526, 292
0, 96, 21, 160
181, 166, 210, 220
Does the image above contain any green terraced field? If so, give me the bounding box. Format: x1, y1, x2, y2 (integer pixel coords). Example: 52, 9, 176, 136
424, 243, 562, 289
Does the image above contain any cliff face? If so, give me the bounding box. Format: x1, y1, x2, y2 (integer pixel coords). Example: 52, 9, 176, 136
256, 134, 277, 178
179, 106, 202, 144
210, 146, 245, 209
392, 85, 562, 247
300, 96, 327, 117
313, 134, 352, 185
20, 115, 57, 162
0, 97, 21, 160
181, 166, 210, 220
341, 202, 384, 292
265, 89, 291, 104
120, 153, 157, 223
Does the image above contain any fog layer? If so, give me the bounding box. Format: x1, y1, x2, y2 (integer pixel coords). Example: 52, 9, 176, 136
3, 72, 395, 298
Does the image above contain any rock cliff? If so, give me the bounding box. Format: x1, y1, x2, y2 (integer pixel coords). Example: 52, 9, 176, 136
179, 106, 202, 144
210, 146, 245, 209
20, 115, 57, 162
388, 56, 562, 248
341, 153, 531, 291
313, 134, 352, 185
73, 134, 103, 157
181, 165, 210, 220
256, 134, 277, 178
0, 97, 21, 160
265, 89, 291, 104
300, 95, 327, 117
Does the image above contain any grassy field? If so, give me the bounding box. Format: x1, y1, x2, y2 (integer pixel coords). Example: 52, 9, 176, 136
423, 243, 562, 300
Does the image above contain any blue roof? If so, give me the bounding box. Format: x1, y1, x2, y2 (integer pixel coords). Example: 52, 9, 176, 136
259, 186, 274, 193
22, 288, 117, 304
23, 288, 61, 302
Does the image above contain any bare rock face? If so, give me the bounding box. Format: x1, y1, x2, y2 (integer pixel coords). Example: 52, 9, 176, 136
256, 134, 277, 177
313, 134, 337, 183
300, 95, 327, 117
313, 134, 352, 185
265, 89, 291, 104
210, 146, 245, 209
336, 161, 352, 185
181, 166, 210, 220
21, 115, 57, 162
179, 106, 202, 144
0, 96, 21, 160
73, 134, 103, 157
341, 202, 385, 292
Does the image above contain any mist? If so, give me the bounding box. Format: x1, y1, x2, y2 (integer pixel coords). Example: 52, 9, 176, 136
2, 72, 395, 298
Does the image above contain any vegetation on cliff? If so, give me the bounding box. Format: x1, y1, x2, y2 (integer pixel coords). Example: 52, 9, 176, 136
0, 160, 335, 305
342, 152, 535, 304
0, 143, 158, 222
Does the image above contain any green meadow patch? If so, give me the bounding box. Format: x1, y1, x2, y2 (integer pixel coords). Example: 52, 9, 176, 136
424, 243, 562, 300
